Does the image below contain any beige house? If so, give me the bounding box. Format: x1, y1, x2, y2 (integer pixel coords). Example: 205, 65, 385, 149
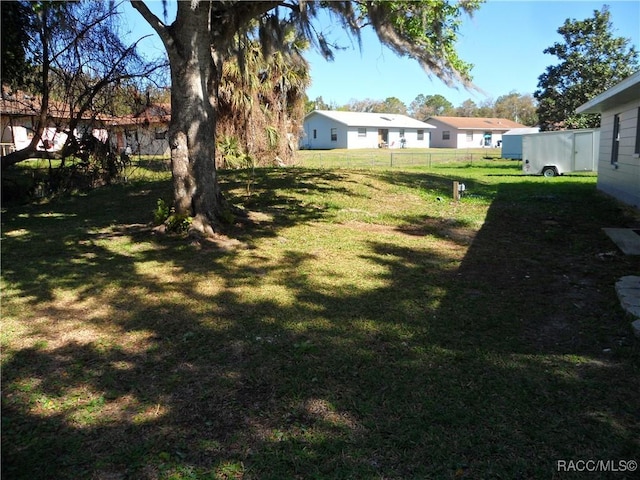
0, 86, 81, 154
1, 86, 171, 158
577, 71, 640, 209
108, 104, 171, 157
427, 116, 528, 148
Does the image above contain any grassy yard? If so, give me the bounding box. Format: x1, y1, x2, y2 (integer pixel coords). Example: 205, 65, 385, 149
2, 159, 639, 479
295, 147, 504, 169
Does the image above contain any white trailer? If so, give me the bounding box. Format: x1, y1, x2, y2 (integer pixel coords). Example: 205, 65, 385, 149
522, 129, 600, 177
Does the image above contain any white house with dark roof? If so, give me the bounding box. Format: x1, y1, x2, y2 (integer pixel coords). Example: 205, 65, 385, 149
426, 116, 529, 148
577, 70, 640, 209
300, 110, 435, 149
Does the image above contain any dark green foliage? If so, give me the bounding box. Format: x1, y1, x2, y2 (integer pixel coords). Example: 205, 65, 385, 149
0, 1, 35, 88
154, 197, 193, 233
535, 6, 639, 130
409, 93, 455, 120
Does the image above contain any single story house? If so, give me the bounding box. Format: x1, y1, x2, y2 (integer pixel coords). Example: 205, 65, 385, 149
427, 116, 529, 148
300, 110, 435, 149
107, 104, 171, 157
1, 86, 71, 154
1, 86, 171, 157
576, 71, 640, 209
1, 86, 111, 154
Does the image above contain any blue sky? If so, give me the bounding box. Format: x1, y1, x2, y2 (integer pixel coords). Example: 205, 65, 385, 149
303, 0, 640, 108
124, 1, 640, 108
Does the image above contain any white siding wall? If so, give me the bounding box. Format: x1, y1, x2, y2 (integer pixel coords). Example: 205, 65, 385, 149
339, 127, 431, 149
456, 131, 507, 148
302, 114, 432, 149
429, 121, 457, 148
456, 131, 479, 148
301, 115, 348, 149
403, 129, 430, 148
346, 127, 378, 148
597, 99, 640, 208
430, 124, 509, 148
136, 128, 170, 156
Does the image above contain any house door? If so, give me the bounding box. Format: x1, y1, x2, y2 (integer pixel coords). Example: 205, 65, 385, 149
378, 129, 389, 147
483, 132, 492, 147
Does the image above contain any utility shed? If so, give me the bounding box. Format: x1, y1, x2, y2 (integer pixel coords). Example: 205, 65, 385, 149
577, 71, 640, 209
501, 127, 539, 159
300, 110, 435, 150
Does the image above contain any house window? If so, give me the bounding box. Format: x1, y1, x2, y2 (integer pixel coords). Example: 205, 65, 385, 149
417, 129, 424, 140
611, 114, 620, 164
635, 108, 640, 155
442, 130, 450, 140
313, 129, 317, 139
466, 131, 473, 141
358, 127, 366, 137
331, 128, 337, 142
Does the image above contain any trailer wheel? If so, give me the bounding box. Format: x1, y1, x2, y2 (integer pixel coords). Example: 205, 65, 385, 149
542, 167, 558, 177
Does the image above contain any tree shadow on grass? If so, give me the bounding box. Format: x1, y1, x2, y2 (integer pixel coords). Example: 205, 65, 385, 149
2, 169, 639, 479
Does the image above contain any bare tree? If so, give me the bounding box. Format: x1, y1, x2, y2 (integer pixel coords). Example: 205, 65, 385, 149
1, 1, 166, 170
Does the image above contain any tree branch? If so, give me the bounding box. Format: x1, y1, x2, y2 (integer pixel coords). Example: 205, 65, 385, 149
129, 0, 174, 49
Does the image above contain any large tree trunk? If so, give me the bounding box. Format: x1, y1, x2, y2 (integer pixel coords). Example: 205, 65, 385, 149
131, 0, 238, 235
131, 0, 279, 234
164, 2, 227, 235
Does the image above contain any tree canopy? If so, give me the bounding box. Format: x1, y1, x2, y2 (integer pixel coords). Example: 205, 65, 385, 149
534, 6, 639, 131
0, 1, 35, 89
130, 0, 482, 234
217, 28, 311, 167
409, 94, 454, 120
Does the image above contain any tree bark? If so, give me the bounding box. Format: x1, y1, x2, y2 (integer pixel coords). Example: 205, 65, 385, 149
167, 2, 225, 234
131, 0, 277, 234
132, 0, 231, 235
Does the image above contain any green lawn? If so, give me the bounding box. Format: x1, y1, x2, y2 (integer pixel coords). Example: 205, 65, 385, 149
295, 147, 505, 169
2, 159, 639, 479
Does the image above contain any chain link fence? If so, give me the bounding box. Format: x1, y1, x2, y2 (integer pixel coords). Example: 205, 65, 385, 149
295, 150, 509, 169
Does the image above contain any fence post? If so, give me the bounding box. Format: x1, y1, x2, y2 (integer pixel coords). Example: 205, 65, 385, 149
453, 181, 460, 201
